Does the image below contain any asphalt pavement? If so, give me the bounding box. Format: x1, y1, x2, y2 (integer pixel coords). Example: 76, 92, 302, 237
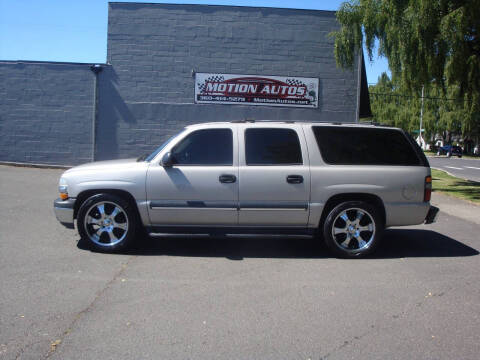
428, 156, 480, 182
1, 164, 480, 360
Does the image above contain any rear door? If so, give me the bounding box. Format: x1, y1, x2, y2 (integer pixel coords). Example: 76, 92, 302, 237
238, 125, 310, 226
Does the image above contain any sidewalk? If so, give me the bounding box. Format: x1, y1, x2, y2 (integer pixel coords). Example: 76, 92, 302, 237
431, 191, 480, 225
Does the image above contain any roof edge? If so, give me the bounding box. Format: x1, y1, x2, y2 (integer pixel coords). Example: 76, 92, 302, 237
0, 60, 110, 66
108, 2, 337, 15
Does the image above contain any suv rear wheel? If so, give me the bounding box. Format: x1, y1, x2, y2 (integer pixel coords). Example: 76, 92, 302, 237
323, 201, 383, 258
77, 193, 137, 252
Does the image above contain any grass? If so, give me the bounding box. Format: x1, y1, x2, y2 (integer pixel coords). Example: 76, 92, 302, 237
431, 168, 480, 204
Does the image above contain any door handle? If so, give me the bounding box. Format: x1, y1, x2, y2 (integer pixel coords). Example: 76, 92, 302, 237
286, 175, 303, 184
219, 174, 237, 183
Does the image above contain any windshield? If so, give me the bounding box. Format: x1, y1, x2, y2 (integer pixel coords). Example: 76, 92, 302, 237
142, 130, 185, 162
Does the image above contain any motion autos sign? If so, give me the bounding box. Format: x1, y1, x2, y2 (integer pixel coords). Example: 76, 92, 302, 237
195, 73, 319, 108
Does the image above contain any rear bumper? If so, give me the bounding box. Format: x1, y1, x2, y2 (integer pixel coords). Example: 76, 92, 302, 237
385, 202, 430, 227
425, 205, 439, 224
53, 198, 76, 229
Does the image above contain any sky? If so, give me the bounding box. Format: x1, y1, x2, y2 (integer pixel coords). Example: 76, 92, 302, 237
0, 0, 389, 83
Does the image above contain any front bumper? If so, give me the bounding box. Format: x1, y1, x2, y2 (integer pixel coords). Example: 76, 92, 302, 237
425, 205, 439, 224
53, 198, 76, 229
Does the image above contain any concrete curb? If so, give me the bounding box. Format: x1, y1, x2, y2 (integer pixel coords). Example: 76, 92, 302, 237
0, 161, 71, 170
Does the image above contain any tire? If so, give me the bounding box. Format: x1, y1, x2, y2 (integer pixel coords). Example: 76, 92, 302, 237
322, 201, 383, 258
77, 193, 137, 252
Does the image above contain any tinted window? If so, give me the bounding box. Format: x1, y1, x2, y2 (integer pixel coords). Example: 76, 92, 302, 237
172, 128, 233, 165
245, 128, 302, 165
312, 126, 421, 166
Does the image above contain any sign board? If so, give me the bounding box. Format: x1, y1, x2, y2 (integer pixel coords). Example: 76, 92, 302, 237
195, 73, 319, 108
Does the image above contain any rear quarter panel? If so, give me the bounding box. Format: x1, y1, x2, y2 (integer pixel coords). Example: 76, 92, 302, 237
302, 125, 430, 228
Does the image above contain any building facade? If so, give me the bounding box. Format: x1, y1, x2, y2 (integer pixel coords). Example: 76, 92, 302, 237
0, 2, 370, 166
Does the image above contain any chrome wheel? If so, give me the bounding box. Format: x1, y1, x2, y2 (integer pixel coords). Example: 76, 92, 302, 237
83, 201, 129, 247
331, 207, 376, 253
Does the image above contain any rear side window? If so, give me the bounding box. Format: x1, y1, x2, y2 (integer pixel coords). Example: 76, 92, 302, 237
171, 128, 233, 165
245, 128, 303, 165
312, 126, 422, 166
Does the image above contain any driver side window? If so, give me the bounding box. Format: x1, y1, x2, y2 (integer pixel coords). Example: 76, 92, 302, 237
171, 128, 233, 166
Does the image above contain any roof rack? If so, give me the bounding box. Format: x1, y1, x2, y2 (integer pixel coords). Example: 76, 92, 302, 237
229, 119, 389, 127
230, 119, 296, 124
329, 121, 386, 126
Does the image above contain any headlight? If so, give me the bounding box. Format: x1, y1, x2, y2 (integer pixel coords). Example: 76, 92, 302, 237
59, 177, 68, 200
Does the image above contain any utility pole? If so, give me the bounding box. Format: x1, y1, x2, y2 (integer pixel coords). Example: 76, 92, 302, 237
419, 85, 424, 149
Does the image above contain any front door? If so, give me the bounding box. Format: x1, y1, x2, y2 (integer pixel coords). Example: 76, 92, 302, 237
146, 127, 238, 226
238, 125, 310, 226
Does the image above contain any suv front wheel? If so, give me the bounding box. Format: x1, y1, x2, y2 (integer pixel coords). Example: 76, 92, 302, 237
77, 193, 137, 252
323, 201, 383, 258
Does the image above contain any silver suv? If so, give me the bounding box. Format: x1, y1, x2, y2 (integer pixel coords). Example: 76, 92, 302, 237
54, 121, 439, 258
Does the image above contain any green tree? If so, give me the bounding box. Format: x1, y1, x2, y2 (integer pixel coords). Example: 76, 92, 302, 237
332, 0, 480, 130
369, 72, 467, 144
369, 73, 421, 133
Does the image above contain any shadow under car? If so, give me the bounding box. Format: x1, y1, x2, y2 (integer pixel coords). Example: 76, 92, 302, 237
77, 229, 479, 260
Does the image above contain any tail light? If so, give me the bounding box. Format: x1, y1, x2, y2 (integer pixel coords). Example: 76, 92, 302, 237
424, 176, 432, 202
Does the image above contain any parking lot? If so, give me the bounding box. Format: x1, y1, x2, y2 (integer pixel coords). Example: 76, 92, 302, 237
1, 164, 480, 360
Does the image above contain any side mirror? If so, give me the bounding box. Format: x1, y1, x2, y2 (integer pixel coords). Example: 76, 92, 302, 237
160, 152, 174, 167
